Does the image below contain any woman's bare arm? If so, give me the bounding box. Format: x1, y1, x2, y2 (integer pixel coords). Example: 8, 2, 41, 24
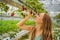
16, 14, 33, 32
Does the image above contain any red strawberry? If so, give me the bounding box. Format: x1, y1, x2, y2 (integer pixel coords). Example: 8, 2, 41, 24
10, 12, 14, 16
22, 6, 25, 11
24, 8, 27, 10
30, 10, 32, 14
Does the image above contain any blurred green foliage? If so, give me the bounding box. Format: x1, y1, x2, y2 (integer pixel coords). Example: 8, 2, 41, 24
0, 20, 19, 35
0, 20, 35, 35
54, 13, 60, 19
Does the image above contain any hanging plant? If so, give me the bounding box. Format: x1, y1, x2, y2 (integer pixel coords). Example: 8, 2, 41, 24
22, 0, 47, 13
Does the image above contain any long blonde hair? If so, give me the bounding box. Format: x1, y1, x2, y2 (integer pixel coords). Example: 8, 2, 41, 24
30, 13, 52, 40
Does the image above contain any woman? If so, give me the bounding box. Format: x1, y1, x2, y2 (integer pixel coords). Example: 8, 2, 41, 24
16, 13, 52, 40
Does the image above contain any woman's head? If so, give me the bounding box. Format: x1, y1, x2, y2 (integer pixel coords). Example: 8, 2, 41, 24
34, 13, 45, 24
34, 13, 45, 30
30, 13, 52, 40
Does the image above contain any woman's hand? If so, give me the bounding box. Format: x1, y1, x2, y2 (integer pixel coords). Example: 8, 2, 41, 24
16, 12, 33, 32
16, 13, 32, 26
